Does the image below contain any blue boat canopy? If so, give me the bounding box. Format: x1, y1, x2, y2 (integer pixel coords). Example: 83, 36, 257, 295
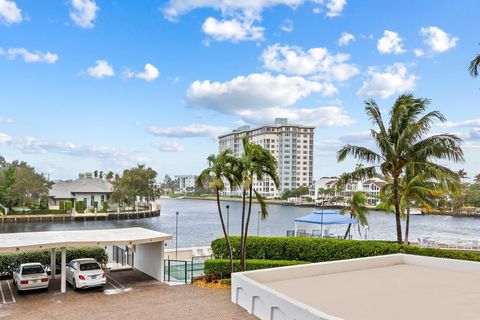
295, 210, 358, 225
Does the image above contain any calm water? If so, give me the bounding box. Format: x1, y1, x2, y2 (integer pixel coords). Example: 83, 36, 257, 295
1, 198, 479, 248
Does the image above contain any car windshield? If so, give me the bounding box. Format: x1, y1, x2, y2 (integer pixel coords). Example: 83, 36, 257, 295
79, 262, 100, 271
22, 265, 44, 275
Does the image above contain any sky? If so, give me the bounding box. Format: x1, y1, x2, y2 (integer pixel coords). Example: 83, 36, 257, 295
0, 0, 479, 181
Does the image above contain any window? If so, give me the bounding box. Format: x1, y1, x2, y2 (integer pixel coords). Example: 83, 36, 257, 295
90, 195, 95, 207
80, 262, 101, 271
21, 265, 45, 275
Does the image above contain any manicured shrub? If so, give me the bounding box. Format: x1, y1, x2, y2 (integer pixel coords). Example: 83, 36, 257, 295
102, 202, 109, 212
76, 200, 85, 213
64, 201, 73, 211
0, 247, 108, 275
211, 236, 480, 264
59, 200, 65, 210
204, 259, 309, 280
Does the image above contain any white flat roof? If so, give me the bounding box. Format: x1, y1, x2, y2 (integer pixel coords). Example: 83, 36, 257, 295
0, 227, 172, 253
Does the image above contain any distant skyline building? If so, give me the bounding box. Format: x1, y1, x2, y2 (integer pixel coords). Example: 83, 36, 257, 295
174, 175, 197, 194
218, 118, 314, 198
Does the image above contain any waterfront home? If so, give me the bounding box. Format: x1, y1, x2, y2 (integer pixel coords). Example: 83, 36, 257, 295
49, 173, 113, 210
312, 177, 386, 206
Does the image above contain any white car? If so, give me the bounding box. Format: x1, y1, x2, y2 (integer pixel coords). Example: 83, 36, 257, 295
13, 263, 49, 292
66, 258, 106, 290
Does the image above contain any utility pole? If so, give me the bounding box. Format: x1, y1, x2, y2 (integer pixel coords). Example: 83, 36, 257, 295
226, 205, 230, 236
175, 211, 179, 259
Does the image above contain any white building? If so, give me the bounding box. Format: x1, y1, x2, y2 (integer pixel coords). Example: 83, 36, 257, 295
312, 176, 386, 206
219, 118, 314, 198
175, 175, 197, 194
49, 173, 113, 210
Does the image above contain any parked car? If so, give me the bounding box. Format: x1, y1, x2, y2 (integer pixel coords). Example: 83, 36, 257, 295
66, 258, 106, 290
13, 263, 49, 292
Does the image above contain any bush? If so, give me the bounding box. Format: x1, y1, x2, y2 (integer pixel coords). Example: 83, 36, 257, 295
94, 201, 98, 209
0, 247, 108, 275
102, 202, 109, 212
211, 236, 480, 264
64, 201, 73, 211
76, 200, 85, 213
204, 259, 309, 280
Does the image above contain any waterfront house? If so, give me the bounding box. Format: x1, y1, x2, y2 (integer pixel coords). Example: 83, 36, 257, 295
49, 173, 113, 210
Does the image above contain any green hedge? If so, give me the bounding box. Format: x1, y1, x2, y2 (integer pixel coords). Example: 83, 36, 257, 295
211, 236, 480, 263
0, 247, 108, 275
204, 259, 309, 280
76, 200, 85, 213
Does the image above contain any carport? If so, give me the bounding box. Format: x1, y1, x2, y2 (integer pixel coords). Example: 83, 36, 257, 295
0, 227, 171, 293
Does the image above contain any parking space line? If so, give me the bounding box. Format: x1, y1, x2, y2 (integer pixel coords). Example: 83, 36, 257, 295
6, 281, 15, 304
106, 279, 118, 290
0, 281, 6, 305
106, 275, 125, 289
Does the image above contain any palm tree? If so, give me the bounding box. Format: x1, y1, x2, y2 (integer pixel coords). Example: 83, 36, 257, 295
469, 50, 480, 77
236, 137, 279, 271
337, 94, 464, 243
457, 169, 468, 180
197, 150, 238, 274
340, 191, 368, 239
381, 164, 459, 244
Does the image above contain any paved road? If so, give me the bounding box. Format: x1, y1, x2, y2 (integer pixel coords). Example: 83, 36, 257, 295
0, 270, 256, 320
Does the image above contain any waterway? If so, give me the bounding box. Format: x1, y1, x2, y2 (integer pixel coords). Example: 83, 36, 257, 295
1, 199, 479, 248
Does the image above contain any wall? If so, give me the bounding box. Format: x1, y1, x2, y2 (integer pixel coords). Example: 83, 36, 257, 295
135, 241, 165, 282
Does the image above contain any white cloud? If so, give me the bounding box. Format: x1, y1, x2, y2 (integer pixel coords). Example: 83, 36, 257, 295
435, 119, 480, 129
262, 44, 359, 81
414, 49, 424, 57
148, 124, 230, 138
280, 18, 293, 32
338, 32, 355, 46
377, 30, 405, 55
85, 60, 114, 79
357, 63, 418, 98
163, 0, 305, 22
202, 17, 264, 42
163, 0, 346, 42
188, 73, 329, 112
2, 48, 58, 63
0, 115, 12, 123
187, 72, 353, 127
0, 0, 22, 25
124, 63, 159, 81
69, 0, 99, 29
420, 26, 458, 53
153, 141, 184, 152
325, 0, 346, 17
0, 133, 12, 144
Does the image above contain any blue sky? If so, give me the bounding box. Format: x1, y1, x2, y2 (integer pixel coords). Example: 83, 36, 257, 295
0, 0, 479, 180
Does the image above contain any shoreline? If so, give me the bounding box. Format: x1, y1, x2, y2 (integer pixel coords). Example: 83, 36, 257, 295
176, 196, 480, 218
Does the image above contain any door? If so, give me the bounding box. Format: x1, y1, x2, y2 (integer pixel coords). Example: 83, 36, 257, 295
66, 261, 76, 282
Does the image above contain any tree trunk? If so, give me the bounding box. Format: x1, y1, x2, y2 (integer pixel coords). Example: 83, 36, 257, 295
215, 188, 234, 274
404, 207, 410, 245
393, 176, 403, 244
239, 189, 246, 271
242, 184, 254, 271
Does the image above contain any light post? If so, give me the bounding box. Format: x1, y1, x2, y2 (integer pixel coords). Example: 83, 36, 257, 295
257, 210, 261, 236
226, 205, 230, 237
175, 211, 179, 259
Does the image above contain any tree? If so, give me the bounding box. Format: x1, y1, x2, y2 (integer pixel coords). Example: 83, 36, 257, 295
340, 191, 368, 239
457, 169, 468, 180
337, 94, 464, 243
160, 175, 179, 195
197, 150, 237, 274
235, 137, 279, 271
474, 173, 480, 185
469, 49, 480, 77
111, 165, 159, 206
106, 171, 115, 181
0, 160, 51, 208
281, 185, 310, 199
381, 164, 459, 244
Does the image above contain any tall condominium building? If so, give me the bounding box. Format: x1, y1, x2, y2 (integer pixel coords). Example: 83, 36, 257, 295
218, 118, 314, 198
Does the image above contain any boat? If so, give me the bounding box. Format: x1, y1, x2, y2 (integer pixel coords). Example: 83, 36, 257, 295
409, 208, 423, 215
